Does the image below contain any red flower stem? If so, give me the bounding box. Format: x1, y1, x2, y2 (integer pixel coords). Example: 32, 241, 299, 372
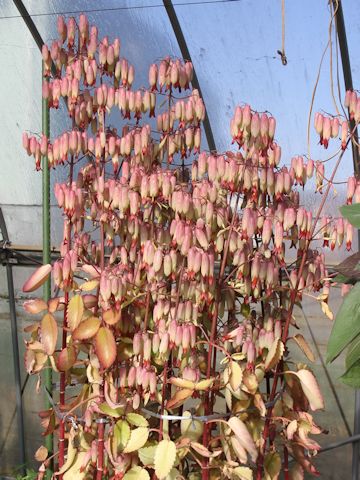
58, 154, 74, 476
202, 193, 241, 480
256, 140, 349, 479
158, 362, 168, 441
96, 168, 106, 480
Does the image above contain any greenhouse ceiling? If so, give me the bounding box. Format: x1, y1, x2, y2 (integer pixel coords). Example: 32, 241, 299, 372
0, 0, 359, 248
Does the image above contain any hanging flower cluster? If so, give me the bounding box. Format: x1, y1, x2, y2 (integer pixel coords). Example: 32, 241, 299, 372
22, 14, 354, 480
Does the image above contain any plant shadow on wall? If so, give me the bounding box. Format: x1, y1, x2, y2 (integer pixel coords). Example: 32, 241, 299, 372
21, 13, 357, 480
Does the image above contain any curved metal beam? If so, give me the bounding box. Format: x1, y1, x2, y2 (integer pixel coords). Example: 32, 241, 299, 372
13, 0, 44, 51
163, 0, 217, 153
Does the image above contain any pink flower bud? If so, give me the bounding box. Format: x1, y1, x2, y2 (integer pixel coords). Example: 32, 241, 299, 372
347, 176, 356, 205
143, 336, 152, 363
133, 332, 142, 356
322, 117, 331, 148
284, 208, 296, 231
262, 217, 272, 246
195, 223, 209, 250
41, 44, 49, 62
67, 17, 76, 47
106, 45, 115, 68
100, 274, 111, 302
153, 249, 163, 273
274, 221, 283, 253
260, 113, 269, 143
268, 117, 276, 139
341, 121, 349, 150
346, 221, 353, 251
159, 332, 169, 355
242, 104, 251, 128
274, 171, 284, 199
149, 371, 157, 395
331, 117, 339, 138
345, 90, 352, 108
148, 63, 158, 90
356, 99, 360, 124
250, 113, 260, 138
314, 112, 323, 135
247, 341, 256, 364
306, 158, 314, 178
251, 253, 260, 288
315, 161, 325, 193
182, 325, 190, 352
149, 173, 159, 197
129, 191, 140, 215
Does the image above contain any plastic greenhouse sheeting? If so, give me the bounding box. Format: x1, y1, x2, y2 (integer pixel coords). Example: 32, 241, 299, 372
0, 0, 359, 255
0, 0, 359, 477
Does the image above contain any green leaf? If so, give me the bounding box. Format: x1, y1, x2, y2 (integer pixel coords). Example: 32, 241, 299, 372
166, 469, 181, 480
340, 360, 360, 388
264, 451, 281, 479
123, 427, 149, 453
340, 204, 360, 228
126, 412, 149, 427
154, 439, 177, 479
138, 445, 157, 466
332, 273, 352, 284
114, 420, 130, 451
346, 334, 360, 370
232, 466, 253, 480
123, 466, 150, 480
99, 403, 124, 418
326, 282, 360, 363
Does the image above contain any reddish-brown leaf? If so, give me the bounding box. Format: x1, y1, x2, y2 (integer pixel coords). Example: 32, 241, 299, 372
95, 327, 117, 369
48, 297, 63, 313
72, 316, 101, 340
82, 264, 100, 278
23, 298, 48, 314
41, 313, 58, 355
56, 346, 77, 371
293, 369, 324, 411
83, 294, 98, 309
34, 445, 48, 462
67, 294, 84, 331
103, 307, 121, 326
166, 388, 194, 410
23, 264, 52, 293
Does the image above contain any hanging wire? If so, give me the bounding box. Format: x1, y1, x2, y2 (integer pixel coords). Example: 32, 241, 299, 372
1, 0, 241, 20
277, 0, 287, 65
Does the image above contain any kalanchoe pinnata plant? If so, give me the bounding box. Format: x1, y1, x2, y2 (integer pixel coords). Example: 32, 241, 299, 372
22, 14, 355, 480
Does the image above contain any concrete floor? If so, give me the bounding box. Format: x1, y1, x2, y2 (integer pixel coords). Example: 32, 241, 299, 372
0, 267, 356, 478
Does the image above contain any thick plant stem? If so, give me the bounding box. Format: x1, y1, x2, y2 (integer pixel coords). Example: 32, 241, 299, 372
256, 141, 349, 479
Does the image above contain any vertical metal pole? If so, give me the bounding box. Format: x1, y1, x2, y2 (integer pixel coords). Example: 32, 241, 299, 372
333, 2, 360, 478
42, 61, 53, 477
0, 208, 26, 473
6, 263, 26, 474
